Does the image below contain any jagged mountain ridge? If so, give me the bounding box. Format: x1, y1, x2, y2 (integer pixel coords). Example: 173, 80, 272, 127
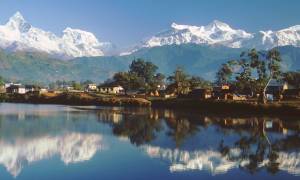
123, 20, 300, 55
0, 12, 113, 59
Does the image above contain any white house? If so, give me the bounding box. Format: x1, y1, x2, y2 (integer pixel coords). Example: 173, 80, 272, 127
98, 85, 124, 94
85, 84, 98, 92
6, 85, 26, 94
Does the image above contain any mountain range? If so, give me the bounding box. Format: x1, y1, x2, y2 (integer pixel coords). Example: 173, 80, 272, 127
0, 12, 300, 84
0, 12, 113, 59
1, 12, 300, 57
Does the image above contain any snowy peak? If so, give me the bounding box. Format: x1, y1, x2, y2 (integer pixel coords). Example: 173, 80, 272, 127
127, 20, 300, 55
5, 12, 31, 33
142, 20, 253, 49
0, 12, 112, 59
7, 11, 26, 26
205, 20, 232, 31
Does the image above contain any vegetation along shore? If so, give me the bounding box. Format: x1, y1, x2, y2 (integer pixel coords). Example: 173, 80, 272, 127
1, 48, 300, 115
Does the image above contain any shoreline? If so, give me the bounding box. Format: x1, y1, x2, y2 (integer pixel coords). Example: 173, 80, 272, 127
1, 93, 300, 117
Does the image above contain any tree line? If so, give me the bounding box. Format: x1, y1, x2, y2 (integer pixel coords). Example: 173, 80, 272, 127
216, 48, 300, 103
107, 58, 211, 94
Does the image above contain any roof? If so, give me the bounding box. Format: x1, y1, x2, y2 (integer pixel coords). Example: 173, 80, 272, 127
7, 85, 25, 88
98, 83, 122, 88
268, 79, 285, 87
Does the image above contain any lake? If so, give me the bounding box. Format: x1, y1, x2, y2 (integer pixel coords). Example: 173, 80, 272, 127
0, 103, 299, 180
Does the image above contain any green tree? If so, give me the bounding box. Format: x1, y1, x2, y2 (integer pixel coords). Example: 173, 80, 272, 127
218, 48, 282, 103
0, 76, 4, 86
189, 76, 211, 89
167, 66, 190, 94
129, 59, 158, 89
113, 72, 131, 93
71, 81, 82, 90
150, 73, 165, 91
283, 71, 300, 88
216, 61, 234, 85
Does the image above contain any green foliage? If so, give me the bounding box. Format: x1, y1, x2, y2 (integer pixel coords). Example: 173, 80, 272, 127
283, 71, 300, 88
112, 59, 163, 93
189, 76, 212, 89
218, 48, 283, 103
0, 44, 299, 85
167, 66, 191, 94
0, 76, 4, 86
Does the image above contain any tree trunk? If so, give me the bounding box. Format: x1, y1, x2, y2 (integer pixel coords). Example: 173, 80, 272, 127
261, 78, 273, 104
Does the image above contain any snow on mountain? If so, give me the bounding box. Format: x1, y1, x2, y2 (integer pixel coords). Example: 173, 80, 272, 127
141, 145, 300, 176
0, 12, 112, 59
122, 20, 300, 55
142, 20, 253, 49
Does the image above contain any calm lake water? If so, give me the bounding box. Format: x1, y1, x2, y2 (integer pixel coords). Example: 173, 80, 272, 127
0, 103, 299, 180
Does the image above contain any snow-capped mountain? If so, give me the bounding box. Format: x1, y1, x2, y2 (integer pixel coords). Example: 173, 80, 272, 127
145, 20, 253, 48
0, 12, 112, 59
122, 20, 300, 55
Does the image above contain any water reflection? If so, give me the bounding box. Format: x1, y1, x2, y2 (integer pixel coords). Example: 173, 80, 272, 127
0, 103, 300, 178
0, 133, 103, 177
95, 108, 300, 176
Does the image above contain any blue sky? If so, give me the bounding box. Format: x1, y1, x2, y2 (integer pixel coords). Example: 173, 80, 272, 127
0, 0, 299, 48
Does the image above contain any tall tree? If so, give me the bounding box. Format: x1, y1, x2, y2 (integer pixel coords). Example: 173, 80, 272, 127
216, 62, 234, 85
129, 59, 158, 87
219, 48, 282, 103
167, 66, 190, 94
189, 76, 211, 89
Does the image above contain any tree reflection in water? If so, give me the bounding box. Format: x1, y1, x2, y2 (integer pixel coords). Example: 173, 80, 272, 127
96, 107, 300, 175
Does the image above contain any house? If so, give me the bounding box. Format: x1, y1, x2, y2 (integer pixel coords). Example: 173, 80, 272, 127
25, 85, 37, 93
189, 88, 212, 99
266, 79, 289, 99
98, 84, 124, 94
85, 84, 98, 92
227, 94, 247, 101
39, 87, 48, 94
212, 84, 232, 100
6, 85, 26, 94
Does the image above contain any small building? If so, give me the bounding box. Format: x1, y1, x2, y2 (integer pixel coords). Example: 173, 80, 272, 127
189, 88, 212, 99
213, 84, 232, 100
25, 85, 37, 93
85, 84, 98, 92
98, 84, 124, 94
227, 94, 247, 101
266, 79, 289, 99
6, 85, 26, 94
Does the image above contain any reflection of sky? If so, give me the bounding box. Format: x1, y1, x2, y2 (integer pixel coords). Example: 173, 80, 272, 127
0, 103, 300, 179
0, 133, 105, 177
141, 145, 300, 176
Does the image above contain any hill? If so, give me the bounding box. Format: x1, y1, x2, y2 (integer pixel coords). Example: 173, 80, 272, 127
0, 44, 299, 84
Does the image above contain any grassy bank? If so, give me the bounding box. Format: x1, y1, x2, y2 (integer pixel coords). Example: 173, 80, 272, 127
151, 98, 300, 116
2, 93, 151, 107
2, 93, 300, 116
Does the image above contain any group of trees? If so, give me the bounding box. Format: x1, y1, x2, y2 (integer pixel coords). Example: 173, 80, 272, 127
110, 59, 211, 94
216, 48, 282, 103
167, 66, 211, 94
48, 80, 94, 90
111, 59, 164, 93
283, 71, 300, 88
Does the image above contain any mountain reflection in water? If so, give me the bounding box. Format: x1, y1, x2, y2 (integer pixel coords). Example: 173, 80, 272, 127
0, 103, 299, 179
